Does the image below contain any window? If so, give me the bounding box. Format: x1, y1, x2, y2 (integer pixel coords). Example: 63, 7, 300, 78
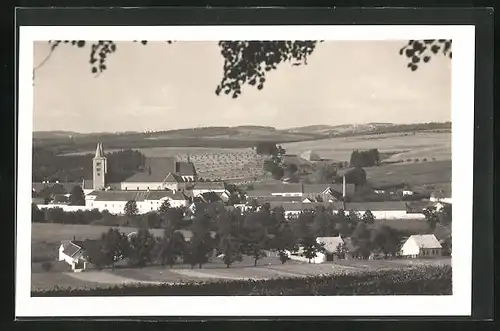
125, 187, 128, 190
104, 204, 107, 208
137, 187, 139, 190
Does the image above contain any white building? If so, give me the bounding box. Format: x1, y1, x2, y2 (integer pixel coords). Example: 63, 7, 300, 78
58, 241, 89, 271
400, 234, 443, 258
85, 190, 189, 214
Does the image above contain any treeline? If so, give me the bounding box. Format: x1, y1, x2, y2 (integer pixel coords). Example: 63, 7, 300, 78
32, 147, 146, 183
64, 202, 436, 272
31, 203, 187, 229
32, 264, 452, 296
349, 149, 380, 168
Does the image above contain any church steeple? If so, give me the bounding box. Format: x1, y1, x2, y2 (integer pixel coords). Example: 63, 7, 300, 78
93, 142, 107, 190
95, 142, 105, 158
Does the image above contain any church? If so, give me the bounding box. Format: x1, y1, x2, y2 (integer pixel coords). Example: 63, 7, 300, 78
82, 142, 199, 194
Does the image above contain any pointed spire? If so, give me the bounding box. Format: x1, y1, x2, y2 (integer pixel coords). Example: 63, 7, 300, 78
95, 142, 104, 158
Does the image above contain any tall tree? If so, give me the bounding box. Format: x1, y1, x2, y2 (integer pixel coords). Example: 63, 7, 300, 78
272, 220, 297, 264
128, 228, 155, 267
68, 185, 85, 206
218, 234, 242, 268
101, 228, 130, 270
158, 200, 171, 214
362, 210, 375, 225
370, 225, 400, 257
240, 211, 270, 266
155, 228, 186, 267
351, 221, 372, 259
124, 200, 139, 216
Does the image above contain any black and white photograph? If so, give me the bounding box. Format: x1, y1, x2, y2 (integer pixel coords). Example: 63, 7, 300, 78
16, 22, 478, 317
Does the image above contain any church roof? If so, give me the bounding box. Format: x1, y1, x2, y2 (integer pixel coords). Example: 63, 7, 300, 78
92, 190, 187, 202
122, 157, 196, 183
176, 161, 197, 176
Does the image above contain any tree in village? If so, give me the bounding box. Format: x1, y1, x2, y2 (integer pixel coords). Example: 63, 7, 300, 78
311, 163, 338, 184
312, 205, 336, 237
370, 225, 400, 258
292, 210, 325, 263
143, 211, 162, 229
39, 39, 450, 98
124, 200, 139, 216
351, 221, 373, 259
184, 212, 214, 269
101, 228, 131, 269
271, 220, 298, 264
68, 185, 85, 206
128, 228, 156, 267
218, 233, 242, 268
154, 228, 186, 268
333, 209, 352, 237
335, 242, 348, 260
158, 200, 171, 214
214, 209, 243, 268
422, 205, 440, 231
362, 210, 375, 225
240, 211, 271, 266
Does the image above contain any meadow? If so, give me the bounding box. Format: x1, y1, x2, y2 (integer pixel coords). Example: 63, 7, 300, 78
364, 160, 452, 191
282, 131, 451, 162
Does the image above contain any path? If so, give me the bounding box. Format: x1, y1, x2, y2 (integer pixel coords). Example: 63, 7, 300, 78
67, 271, 168, 286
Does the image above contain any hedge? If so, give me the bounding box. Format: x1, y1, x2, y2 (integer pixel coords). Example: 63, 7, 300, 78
32, 265, 451, 296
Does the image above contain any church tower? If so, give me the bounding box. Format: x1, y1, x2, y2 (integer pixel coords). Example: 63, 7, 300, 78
93, 142, 107, 190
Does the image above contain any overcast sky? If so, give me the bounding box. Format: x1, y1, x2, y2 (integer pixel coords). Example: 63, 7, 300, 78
33, 41, 451, 133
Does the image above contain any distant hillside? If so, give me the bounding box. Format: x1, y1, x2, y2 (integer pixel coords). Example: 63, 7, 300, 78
34, 122, 451, 155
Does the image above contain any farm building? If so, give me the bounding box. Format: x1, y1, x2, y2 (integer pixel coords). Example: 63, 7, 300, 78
317, 236, 345, 261
84, 190, 189, 214
400, 234, 443, 258
343, 201, 423, 220
32, 182, 81, 196
58, 240, 91, 271
300, 150, 322, 161
430, 188, 452, 204
247, 182, 355, 200
188, 181, 229, 197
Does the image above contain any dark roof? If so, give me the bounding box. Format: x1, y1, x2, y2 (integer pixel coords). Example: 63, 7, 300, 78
247, 183, 355, 196
32, 182, 80, 193
176, 161, 197, 176
251, 183, 303, 194
252, 196, 303, 204
123, 157, 177, 183
164, 172, 184, 183
92, 190, 187, 202
277, 202, 343, 212
344, 201, 408, 211
51, 194, 69, 203
192, 182, 227, 190
61, 241, 82, 257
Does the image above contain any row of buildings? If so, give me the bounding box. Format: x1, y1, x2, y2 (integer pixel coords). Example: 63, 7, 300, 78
33, 143, 449, 218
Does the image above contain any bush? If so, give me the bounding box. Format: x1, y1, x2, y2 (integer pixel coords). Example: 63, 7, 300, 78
41, 261, 53, 272
32, 265, 451, 296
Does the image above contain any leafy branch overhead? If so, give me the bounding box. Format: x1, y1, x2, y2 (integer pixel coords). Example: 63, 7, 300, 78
399, 39, 452, 71
43, 39, 451, 97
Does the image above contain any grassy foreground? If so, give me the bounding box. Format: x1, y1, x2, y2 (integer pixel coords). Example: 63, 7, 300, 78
32, 265, 451, 296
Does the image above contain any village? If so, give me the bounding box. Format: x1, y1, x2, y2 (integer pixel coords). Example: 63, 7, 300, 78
31, 141, 452, 279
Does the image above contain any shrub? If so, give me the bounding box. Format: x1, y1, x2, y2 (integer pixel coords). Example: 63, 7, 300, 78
32, 265, 451, 297
41, 261, 53, 272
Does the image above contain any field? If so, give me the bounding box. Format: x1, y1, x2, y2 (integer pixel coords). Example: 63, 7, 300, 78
31, 256, 451, 291
364, 160, 451, 191
58, 131, 450, 183
282, 131, 451, 162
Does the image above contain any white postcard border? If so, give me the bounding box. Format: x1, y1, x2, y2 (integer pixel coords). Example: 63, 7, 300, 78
17, 25, 475, 317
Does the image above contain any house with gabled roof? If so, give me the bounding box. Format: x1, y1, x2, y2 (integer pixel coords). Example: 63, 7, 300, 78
400, 234, 443, 258
58, 240, 89, 271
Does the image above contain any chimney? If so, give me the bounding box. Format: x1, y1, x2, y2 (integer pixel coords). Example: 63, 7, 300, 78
342, 175, 346, 198
73, 235, 76, 241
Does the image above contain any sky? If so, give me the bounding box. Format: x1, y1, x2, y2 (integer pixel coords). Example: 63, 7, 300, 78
33, 41, 452, 133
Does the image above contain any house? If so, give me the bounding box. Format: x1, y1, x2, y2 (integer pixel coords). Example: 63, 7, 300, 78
300, 150, 322, 161
430, 188, 452, 204
189, 182, 229, 197
276, 202, 343, 218
247, 182, 355, 200
85, 190, 189, 214
58, 240, 89, 271
317, 236, 345, 261
400, 234, 443, 258
343, 201, 415, 220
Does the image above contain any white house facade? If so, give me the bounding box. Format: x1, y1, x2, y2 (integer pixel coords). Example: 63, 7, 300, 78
400, 234, 443, 258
